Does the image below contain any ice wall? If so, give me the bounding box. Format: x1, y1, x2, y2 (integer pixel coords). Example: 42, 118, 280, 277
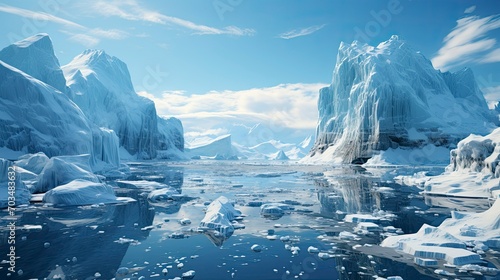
309, 35, 495, 163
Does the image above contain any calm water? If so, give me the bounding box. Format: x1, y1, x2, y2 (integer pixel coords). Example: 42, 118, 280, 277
0, 161, 496, 280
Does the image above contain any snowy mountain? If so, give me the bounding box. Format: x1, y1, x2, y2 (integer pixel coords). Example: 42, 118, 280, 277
306, 35, 497, 164
184, 117, 314, 160
0, 33, 68, 93
62, 49, 183, 159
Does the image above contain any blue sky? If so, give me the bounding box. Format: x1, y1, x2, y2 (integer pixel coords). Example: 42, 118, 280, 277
1, 0, 500, 142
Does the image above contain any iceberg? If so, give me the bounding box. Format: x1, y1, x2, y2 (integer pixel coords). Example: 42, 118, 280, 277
42, 179, 119, 207
62, 49, 183, 159
199, 196, 242, 236
272, 150, 290, 160
186, 134, 238, 159
35, 155, 100, 193
0, 35, 121, 169
306, 35, 496, 164
382, 199, 500, 266
397, 127, 500, 198
0, 158, 31, 208
0, 33, 68, 93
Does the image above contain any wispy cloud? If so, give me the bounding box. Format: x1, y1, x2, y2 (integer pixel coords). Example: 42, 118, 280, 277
138, 83, 327, 131
0, 4, 129, 47
88, 0, 255, 36
432, 15, 500, 71
0, 4, 85, 29
279, 24, 326, 40
464, 5, 476, 14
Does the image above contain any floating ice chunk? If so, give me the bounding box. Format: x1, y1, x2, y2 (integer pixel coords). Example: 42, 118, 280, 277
181, 270, 195, 279
42, 179, 118, 206
318, 252, 333, 260
386, 277, 403, 280
116, 267, 129, 276
36, 155, 100, 193
414, 257, 438, 267
307, 246, 320, 253
177, 263, 184, 269
260, 203, 293, 220
199, 196, 242, 236
251, 244, 262, 252
344, 214, 380, 223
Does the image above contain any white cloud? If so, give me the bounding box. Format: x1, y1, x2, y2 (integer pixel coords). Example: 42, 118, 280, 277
138, 83, 326, 130
464, 5, 476, 14
66, 32, 100, 48
432, 15, 500, 71
279, 24, 326, 40
88, 0, 255, 36
483, 85, 500, 106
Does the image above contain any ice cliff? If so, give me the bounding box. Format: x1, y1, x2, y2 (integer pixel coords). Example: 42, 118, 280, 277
63, 49, 184, 159
307, 35, 496, 164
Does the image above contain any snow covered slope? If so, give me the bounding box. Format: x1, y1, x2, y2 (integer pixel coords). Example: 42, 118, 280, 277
63, 49, 184, 159
0, 33, 68, 93
306, 35, 496, 164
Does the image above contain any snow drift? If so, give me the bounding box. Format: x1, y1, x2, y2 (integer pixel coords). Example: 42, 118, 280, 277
306, 35, 496, 164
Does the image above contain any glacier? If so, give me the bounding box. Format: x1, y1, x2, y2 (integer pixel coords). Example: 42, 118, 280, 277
62, 49, 184, 159
0, 34, 121, 171
0, 33, 68, 94
306, 35, 496, 164
0, 33, 184, 163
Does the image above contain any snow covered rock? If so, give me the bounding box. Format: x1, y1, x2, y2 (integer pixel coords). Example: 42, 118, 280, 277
0, 158, 31, 208
35, 155, 100, 193
199, 196, 242, 236
42, 179, 118, 206
307, 35, 496, 164
0, 33, 68, 93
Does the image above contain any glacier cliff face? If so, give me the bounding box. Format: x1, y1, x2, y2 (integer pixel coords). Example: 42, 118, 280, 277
0, 61, 93, 157
63, 49, 183, 159
308, 35, 496, 163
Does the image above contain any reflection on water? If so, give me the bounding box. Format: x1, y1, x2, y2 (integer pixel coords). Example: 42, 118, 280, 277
0, 194, 154, 279
0, 163, 496, 279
